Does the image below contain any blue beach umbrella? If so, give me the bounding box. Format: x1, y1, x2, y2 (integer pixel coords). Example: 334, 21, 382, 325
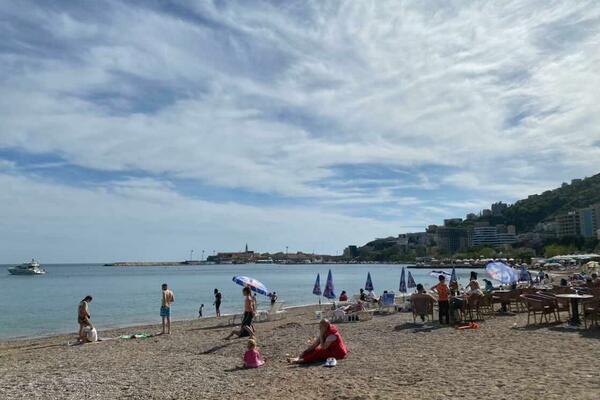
485, 261, 517, 285
312, 273, 322, 296
365, 272, 374, 292
399, 267, 407, 293
323, 269, 336, 300
407, 271, 416, 289
450, 267, 458, 284
232, 275, 270, 296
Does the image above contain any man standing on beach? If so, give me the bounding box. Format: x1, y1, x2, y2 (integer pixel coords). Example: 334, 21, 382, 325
161, 283, 175, 335
77, 295, 93, 343
214, 288, 222, 317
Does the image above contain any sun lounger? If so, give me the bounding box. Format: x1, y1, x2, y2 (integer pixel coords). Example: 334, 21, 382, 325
256, 302, 287, 322
378, 292, 396, 314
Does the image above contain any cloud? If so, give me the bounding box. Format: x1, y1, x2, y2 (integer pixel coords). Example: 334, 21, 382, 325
0, 1, 599, 260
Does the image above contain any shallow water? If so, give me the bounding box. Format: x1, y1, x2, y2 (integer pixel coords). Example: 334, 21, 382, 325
0, 263, 481, 339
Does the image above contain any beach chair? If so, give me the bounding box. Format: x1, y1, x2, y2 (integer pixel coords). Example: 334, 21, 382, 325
256, 302, 287, 322
410, 294, 435, 323
378, 292, 396, 314
463, 293, 484, 322
520, 294, 558, 325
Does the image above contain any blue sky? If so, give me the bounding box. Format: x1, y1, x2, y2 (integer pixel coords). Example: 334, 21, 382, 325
1, 1, 599, 262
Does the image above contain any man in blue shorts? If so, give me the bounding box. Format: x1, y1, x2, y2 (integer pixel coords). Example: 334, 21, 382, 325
160, 283, 175, 335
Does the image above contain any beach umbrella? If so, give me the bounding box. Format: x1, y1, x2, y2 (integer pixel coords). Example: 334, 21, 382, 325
232, 275, 270, 296
323, 269, 336, 300
365, 272, 374, 292
312, 273, 322, 296
429, 270, 452, 280
450, 267, 458, 284
313, 273, 322, 305
399, 267, 407, 293
407, 271, 416, 289
485, 261, 517, 285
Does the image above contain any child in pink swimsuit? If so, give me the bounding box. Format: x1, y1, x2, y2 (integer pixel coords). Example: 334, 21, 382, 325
243, 339, 265, 368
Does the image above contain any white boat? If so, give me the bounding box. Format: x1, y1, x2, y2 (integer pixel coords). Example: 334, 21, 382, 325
8, 259, 46, 275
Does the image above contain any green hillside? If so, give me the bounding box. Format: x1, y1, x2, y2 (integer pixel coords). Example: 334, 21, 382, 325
503, 172, 600, 232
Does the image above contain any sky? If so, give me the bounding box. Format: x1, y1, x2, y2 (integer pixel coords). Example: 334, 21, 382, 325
1, 0, 600, 263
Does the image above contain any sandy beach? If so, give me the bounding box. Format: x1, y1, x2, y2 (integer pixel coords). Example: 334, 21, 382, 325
1, 305, 599, 400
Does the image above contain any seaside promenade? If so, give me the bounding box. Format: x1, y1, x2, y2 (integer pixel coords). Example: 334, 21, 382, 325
1, 304, 599, 400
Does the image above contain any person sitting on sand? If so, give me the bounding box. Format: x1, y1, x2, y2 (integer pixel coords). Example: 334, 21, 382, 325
287, 319, 347, 364
161, 283, 175, 335
78, 295, 93, 343
339, 291, 348, 302
225, 287, 256, 340
243, 339, 265, 369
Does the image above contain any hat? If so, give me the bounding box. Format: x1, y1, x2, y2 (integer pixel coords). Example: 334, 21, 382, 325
324, 357, 337, 367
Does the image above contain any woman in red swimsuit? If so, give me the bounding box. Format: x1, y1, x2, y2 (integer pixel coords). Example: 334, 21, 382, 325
287, 319, 347, 364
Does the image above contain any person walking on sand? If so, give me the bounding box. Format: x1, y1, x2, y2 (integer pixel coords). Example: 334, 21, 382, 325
160, 283, 175, 335
431, 275, 450, 325
214, 288, 222, 317
77, 295, 93, 343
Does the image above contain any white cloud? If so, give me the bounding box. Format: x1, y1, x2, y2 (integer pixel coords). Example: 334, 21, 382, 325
0, 1, 599, 259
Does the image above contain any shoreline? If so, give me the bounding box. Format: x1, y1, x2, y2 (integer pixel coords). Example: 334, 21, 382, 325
0, 303, 330, 343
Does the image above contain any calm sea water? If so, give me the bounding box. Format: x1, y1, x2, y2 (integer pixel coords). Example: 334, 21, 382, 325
0, 263, 481, 339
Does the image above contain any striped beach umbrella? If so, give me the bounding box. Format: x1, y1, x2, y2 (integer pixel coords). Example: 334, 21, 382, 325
365, 272, 374, 292
407, 271, 416, 289
323, 269, 336, 300
232, 275, 270, 296
399, 267, 407, 293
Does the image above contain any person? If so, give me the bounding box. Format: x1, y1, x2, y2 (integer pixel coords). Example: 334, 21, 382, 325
243, 339, 265, 368
198, 304, 204, 318
483, 279, 494, 292
591, 273, 600, 288
411, 284, 436, 322
431, 275, 450, 324
359, 288, 367, 302
339, 291, 348, 302
213, 288, 222, 317
225, 287, 256, 339
287, 319, 347, 364
77, 296, 93, 343
160, 283, 175, 335
270, 291, 278, 306
465, 271, 483, 295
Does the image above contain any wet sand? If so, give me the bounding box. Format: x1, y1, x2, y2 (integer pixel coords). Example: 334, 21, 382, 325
1, 305, 599, 400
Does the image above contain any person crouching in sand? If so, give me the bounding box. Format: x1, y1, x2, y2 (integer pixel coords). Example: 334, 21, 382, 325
243, 339, 265, 368
287, 319, 347, 364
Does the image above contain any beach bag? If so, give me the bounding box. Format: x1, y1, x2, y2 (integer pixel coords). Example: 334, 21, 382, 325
85, 327, 98, 342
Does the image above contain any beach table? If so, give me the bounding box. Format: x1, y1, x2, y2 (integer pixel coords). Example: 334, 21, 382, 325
555, 294, 594, 326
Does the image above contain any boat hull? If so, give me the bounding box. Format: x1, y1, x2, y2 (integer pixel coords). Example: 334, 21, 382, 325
8, 268, 46, 275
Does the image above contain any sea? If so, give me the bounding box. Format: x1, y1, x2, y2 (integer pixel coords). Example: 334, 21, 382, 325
0, 263, 482, 340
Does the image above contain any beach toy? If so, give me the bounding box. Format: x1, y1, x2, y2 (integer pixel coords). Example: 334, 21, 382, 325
456, 322, 480, 330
